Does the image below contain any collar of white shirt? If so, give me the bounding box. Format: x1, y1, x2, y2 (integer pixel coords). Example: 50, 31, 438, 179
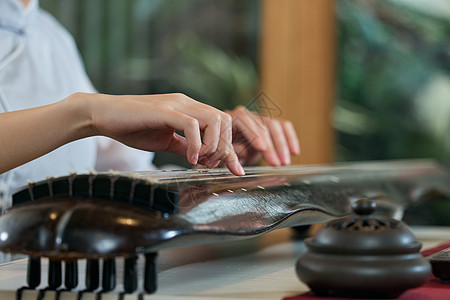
0, 0, 38, 33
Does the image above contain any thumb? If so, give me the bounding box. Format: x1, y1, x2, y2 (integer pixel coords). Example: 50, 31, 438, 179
164, 133, 192, 162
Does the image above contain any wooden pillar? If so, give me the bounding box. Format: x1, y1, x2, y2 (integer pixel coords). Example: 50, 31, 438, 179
260, 0, 336, 165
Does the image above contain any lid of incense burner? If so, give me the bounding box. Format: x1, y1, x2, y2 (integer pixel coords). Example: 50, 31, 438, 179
306, 199, 421, 255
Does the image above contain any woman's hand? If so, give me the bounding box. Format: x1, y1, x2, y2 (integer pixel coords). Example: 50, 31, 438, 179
84, 93, 244, 175
1, 92, 298, 175
226, 106, 300, 166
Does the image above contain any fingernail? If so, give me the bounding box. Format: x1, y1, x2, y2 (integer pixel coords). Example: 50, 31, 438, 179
192, 153, 199, 165
294, 143, 301, 155
237, 163, 245, 176
270, 154, 281, 166
255, 138, 267, 151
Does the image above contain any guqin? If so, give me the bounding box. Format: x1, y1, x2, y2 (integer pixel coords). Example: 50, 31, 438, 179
0, 159, 449, 299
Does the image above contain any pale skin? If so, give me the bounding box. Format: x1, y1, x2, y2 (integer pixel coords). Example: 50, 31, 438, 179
0, 93, 300, 176
19, 0, 31, 7
227, 106, 300, 167
0, 93, 243, 175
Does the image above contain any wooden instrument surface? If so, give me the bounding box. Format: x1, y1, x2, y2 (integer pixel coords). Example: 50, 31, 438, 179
4, 159, 450, 257
0, 160, 449, 296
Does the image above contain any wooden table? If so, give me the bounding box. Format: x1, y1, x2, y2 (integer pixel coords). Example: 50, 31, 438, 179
0, 226, 448, 300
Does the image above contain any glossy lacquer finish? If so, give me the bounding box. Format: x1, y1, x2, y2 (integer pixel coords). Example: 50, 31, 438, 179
0, 160, 449, 294
296, 199, 431, 298
1, 160, 450, 259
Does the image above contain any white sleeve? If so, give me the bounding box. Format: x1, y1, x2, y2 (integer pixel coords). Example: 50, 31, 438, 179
95, 137, 156, 172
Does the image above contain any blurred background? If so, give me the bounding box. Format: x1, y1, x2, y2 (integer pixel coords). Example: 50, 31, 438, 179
41, 0, 450, 165
40, 0, 450, 224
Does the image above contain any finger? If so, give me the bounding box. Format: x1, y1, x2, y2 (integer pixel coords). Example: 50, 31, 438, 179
252, 116, 281, 166
174, 101, 223, 157
235, 143, 262, 166
233, 143, 249, 164
245, 148, 262, 166
229, 107, 282, 166
205, 113, 233, 163
242, 113, 284, 166
223, 150, 245, 176
203, 113, 245, 176
164, 133, 189, 157
198, 156, 221, 169
200, 121, 221, 156
282, 120, 300, 155
202, 146, 244, 175
230, 106, 267, 151
165, 133, 225, 169
266, 119, 291, 165
164, 111, 202, 164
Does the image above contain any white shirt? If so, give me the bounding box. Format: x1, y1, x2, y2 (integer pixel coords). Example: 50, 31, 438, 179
0, 0, 154, 208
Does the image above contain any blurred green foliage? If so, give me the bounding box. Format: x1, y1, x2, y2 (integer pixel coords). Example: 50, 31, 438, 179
41, 0, 259, 167
41, 0, 450, 165
168, 33, 258, 110
335, 0, 450, 162
41, 0, 259, 111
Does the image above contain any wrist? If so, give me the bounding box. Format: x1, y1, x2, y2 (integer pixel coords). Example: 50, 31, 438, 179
59, 92, 97, 141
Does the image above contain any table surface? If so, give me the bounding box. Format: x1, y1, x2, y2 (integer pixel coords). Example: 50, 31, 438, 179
0, 225, 448, 300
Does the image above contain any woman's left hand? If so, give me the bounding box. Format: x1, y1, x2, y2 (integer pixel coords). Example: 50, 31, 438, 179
226, 106, 300, 166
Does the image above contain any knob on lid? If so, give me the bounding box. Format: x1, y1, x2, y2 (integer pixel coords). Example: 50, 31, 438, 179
307, 199, 421, 255
351, 198, 376, 215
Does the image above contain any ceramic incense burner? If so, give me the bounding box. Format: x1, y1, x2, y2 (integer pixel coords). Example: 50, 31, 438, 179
296, 199, 431, 298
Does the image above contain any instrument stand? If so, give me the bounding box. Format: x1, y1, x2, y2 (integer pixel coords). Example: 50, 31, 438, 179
24, 253, 158, 295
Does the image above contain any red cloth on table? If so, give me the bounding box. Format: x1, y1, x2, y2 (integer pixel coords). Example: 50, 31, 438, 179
284, 242, 450, 300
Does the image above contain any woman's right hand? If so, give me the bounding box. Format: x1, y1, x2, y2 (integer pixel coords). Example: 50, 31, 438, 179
80, 92, 245, 176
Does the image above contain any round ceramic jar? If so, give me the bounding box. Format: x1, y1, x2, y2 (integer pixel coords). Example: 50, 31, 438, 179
296, 199, 431, 298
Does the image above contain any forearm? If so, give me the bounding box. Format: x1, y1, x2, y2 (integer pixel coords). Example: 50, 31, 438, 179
0, 92, 245, 176
0, 93, 93, 173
